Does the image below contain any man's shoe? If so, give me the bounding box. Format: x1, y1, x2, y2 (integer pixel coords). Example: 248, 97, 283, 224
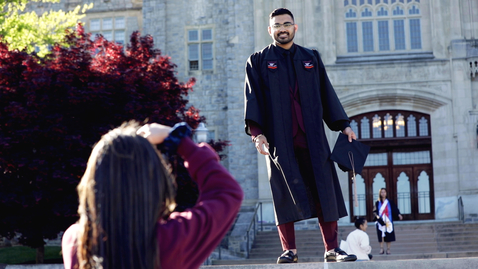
277, 250, 298, 264
324, 248, 357, 262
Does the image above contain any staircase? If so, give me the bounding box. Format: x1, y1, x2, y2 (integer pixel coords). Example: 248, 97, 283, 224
212, 221, 478, 265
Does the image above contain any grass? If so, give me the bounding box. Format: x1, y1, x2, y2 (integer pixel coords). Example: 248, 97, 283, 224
0, 246, 62, 264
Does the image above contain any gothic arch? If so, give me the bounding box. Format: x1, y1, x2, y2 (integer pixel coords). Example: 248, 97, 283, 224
347, 109, 435, 222
339, 87, 450, 116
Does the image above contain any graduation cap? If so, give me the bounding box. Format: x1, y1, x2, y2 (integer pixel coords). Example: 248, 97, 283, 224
330, 133, 371, 208
330, 133, 370, 175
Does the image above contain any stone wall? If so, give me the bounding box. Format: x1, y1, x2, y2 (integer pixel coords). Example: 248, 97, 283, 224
142, 0, 259, 203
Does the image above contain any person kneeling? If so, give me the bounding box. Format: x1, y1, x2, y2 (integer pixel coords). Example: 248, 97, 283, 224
340, 217, 372, 261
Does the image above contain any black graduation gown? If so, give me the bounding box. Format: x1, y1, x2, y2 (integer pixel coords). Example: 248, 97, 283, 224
373, 199, 401, 242
244, 44, 350, 225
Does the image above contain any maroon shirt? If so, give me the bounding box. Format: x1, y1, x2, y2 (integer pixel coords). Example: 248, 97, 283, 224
62, 137, 244, 269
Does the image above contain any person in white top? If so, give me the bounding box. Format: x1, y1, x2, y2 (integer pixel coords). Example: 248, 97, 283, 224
341, 218, 372, 261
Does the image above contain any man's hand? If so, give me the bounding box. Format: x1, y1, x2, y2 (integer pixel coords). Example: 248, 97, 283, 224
254, 135, 270, 155
342, 126, 357, 142
137, 123, 172, 145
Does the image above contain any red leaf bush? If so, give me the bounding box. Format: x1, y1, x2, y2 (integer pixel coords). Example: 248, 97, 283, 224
0, 24, 228, 248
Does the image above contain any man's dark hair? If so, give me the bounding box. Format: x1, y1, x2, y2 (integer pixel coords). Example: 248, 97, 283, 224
354, 217, 367, 229
269, 8, 294, 21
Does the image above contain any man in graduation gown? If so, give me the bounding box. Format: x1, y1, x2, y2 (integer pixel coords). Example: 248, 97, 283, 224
243, 8, 357, 263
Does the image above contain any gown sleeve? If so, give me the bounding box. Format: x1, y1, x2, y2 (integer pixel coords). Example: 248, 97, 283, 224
244, 54, 265, 136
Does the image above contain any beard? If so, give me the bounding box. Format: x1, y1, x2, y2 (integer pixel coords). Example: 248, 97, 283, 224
273, 29, 295, 45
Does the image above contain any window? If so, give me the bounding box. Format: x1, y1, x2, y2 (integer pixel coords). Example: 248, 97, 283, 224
360, 117, 370, 138
362, 21, 374, 51
409, 18, 422, 49
346, 22, 358, 52
394, 20, 406, 50
352, 110, 430, 140
187, 28, 214, 71
344, 0, 422, 53
372, 114, 382, 138
378, 20, 390, 51
383, 113, 394, 137
89, 17, 126, 45
396, 113, 405, 137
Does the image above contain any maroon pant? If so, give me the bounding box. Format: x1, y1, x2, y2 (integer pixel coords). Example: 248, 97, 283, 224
277, 147, 338, 252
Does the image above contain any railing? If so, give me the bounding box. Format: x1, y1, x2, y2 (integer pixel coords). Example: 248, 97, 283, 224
245, 202, 263, 258
203, 202, 263, 265
458, 196, 464, 222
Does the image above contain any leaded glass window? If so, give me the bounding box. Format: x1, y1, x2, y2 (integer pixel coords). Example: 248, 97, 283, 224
393, 151, 431, 165
350, 120, 359, 134
393, 5, 404, 15
396, 113, 405, 137
409, 5, 420, 14
362, 21, 374, 51
373, 114, 382, 138
407, 114, 417, 137
362, 7, 373, 17
394, 20, 406, 50
346, 22, 359, 52
351, 111, 429, 140
418, 171, 431, 213
343, 0, 422, 53
397, 172, 411, 214
365, 153, 388, 166
346, 8, 357, 18
378, 21, 390, 51
361, 117, 370, 138
410, 18, 422, 49
419, 116, 428, 136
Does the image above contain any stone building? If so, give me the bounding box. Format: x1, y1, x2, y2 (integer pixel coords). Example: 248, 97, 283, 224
28, 0, 478, 245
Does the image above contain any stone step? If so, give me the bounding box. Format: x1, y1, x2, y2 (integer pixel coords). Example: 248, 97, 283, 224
254, 233, 441, 243
255, 231, 478, 241
257, 224, 478, 232
218, 252, 478, 265
248, 248, 477, 259
258, 221, 478, 229
252, 236, 478, 247
246, 221, 478, 261
252, 240, 478, 248
248, 248, 449, 258
251, 240, 478, 256
255, 230, 478, 241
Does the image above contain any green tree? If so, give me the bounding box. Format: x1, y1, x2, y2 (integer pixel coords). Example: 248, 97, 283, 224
0, 0, 92, 57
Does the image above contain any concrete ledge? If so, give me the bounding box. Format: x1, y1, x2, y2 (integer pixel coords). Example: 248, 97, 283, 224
200, 257, 478, 269
3, 257, 477, 269
335, 51, 435, 64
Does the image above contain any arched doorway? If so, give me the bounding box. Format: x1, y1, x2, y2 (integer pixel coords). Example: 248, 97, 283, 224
348, 110, 434, 222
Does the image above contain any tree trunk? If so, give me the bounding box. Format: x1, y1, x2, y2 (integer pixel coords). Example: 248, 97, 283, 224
36, 245, 45, 264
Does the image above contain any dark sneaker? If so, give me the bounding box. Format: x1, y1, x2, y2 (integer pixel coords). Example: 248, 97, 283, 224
277, 250, 298, 264
324, 247, 357, 262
